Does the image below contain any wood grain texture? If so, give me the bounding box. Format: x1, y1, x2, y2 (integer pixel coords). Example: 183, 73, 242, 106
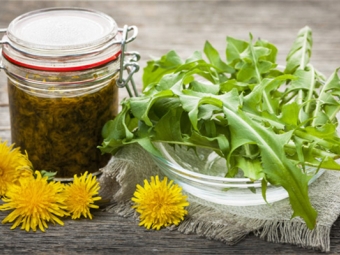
0, 209, 339, 255
1, 1, 340, 254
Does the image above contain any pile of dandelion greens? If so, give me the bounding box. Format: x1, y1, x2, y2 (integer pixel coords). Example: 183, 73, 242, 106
99, 26, 340, 230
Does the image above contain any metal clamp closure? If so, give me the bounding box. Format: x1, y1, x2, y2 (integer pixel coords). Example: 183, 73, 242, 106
0, 28, 6, 71
0, 26, 141, 95
117, 25, 140, 97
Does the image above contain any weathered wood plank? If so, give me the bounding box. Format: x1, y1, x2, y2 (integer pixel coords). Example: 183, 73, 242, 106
1, 0, 340, 254
0, 209, 337, 254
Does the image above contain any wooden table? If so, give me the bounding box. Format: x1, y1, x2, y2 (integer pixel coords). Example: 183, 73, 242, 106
1, 0, 340, 253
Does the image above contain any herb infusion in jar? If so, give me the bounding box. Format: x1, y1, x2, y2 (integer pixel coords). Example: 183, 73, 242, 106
0, 8, 139, 179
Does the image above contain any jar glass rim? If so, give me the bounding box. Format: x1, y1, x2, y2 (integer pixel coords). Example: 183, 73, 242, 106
6, 7, 118, 52
2, 7, 123, 72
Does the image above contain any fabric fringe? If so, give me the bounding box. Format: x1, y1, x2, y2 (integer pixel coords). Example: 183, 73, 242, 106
97, 144, 339, 253
98, 143, 162, 216
174, 202, 252, 244
103, 196, 331, 252
254, 220, 330, 252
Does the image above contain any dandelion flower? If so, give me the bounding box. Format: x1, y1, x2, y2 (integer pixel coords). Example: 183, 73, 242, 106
63, 171, 101, 219
16, 166, 34, 180
0, 171, 68, 232
0, 140, 33, 196
132, 175, 189, 230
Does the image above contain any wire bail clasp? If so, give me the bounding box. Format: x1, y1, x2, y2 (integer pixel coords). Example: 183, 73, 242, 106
0, 28, 7, 71
117, 25, 140, 97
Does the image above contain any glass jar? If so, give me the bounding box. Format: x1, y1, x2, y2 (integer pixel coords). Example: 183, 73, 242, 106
0, 8, 139, 180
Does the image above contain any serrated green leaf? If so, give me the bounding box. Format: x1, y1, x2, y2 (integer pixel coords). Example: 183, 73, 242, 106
154, 107, 184, 142
142, 50, 184, 90
39, 170, 57, 182
226, 36, 249, 64
255, 39, 278, 63
130, 90, 175, 126
279, 102, 300, 127
220, 79, 253, 93
100, 27, 340, 230
190, 80, 220, 94
179, 91, 223, 131
101, 103, 135, 141
236, 156, 264, 180
312, 68, 340, 126
284, 66, 316, 116
223, 107, 316, 229
204, 40, 234, 73
285, 26, 313, 73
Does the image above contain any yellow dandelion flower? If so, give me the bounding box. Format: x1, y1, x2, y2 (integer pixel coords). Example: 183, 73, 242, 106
0, 140, 33, 196
16, 166, 34, 180
63, 171, 101, 220
0, 171, 68, 232
132, 175, 189, 230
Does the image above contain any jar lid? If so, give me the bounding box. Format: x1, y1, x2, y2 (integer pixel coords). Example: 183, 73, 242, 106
1, 8, 122, 71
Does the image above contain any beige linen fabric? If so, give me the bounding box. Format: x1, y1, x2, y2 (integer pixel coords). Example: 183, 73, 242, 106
99, 144, 340, 252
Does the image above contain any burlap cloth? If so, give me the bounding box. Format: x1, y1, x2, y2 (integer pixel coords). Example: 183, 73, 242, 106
98, 143, 340, 253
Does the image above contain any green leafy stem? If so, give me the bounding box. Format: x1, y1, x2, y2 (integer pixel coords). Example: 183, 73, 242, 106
99, 26, 340, 230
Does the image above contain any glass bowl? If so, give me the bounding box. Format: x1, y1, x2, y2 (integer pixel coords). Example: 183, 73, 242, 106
149, 142, 324, 206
